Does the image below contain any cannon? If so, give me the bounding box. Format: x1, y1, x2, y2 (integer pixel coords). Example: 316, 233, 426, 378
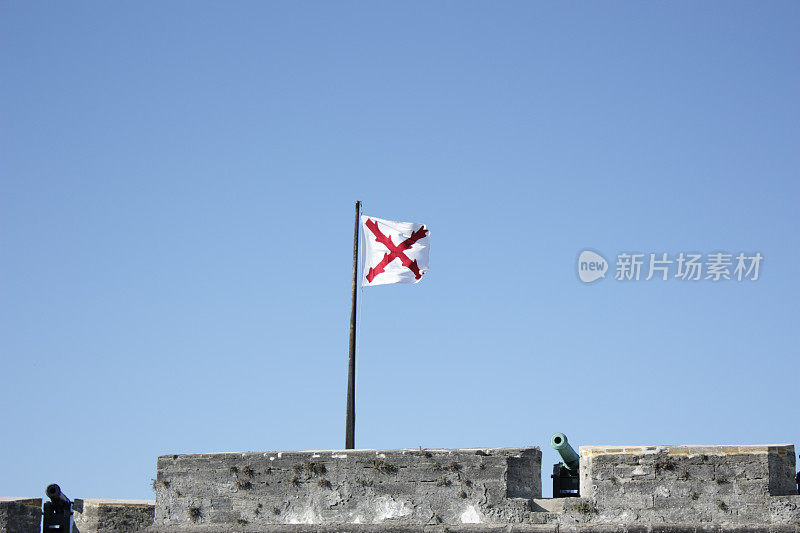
43, 484, 76, 532
550, 433, 580, 498
551, 433, 580, 471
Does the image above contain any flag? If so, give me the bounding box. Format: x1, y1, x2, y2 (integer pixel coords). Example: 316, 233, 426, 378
361, 215, 430, 286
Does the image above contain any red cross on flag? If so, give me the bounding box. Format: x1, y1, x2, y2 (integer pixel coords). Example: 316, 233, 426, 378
361, 215, 430, 286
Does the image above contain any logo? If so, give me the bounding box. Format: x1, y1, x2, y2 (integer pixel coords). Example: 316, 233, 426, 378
578, 250, 608, 283
576, 249, 762, 283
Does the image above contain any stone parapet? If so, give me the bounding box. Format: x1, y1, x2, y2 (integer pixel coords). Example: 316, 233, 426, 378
146, 522, 800, 532
153, 447, 541, 528
578, 444, 798, 525
73, 499, 155, 533
0, 497, 41, 533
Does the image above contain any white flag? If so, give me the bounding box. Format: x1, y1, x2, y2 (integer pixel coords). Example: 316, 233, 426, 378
361, 215, 430, 286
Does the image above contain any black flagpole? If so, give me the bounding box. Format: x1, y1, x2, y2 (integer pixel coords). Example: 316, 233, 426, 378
346, 200, 361, 449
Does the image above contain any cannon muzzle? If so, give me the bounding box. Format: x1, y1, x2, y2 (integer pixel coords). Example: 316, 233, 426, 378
550, 433, 580, 471
46, 483, 72, 512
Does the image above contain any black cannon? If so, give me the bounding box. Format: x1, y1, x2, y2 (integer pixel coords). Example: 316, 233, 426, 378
550, 433, 580, 498
43, 484, 75, 532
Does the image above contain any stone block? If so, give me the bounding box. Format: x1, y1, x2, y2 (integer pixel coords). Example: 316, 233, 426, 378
577, 444, 797, 526
614, 464, 655, 480
0, 498, 41, 533
73, 499, 154, 533
154, 447, 541, 528
767, 447, 797, 496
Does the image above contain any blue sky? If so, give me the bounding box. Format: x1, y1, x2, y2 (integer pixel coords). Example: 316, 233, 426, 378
1, 1, 798, 500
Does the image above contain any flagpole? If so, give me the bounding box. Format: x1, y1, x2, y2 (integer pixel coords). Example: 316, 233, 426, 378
345, 200, 361, 449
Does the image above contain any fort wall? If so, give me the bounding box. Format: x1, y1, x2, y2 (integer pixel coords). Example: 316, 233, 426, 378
0, 498, 41, 533
149, 444, 798, 531
152, 447, 541, 527
578, 444, 799, 525
3, 444, 798, 532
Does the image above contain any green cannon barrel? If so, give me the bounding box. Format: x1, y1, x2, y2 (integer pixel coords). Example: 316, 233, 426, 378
550, 433, 580, 471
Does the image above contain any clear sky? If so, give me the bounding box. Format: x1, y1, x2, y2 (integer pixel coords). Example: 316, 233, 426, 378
1, 1, 798, 501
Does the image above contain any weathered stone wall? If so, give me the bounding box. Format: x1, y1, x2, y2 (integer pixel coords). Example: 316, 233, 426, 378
153, 448, 541, 528
73, 499, 155, 533
146, 524, 799, 532
7, 443, 797, 532
0, 497, 155, 533
577, 444, 799, 525
150, 444, 799, 531
0, 497, 41, 533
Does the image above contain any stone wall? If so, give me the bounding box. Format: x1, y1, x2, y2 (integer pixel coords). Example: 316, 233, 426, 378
153, 448, 541, 528
0, 497, 41, 533
0, 497, 156, 533
74, 499, 155, 533
146, 523, 799, 532
5, 443, 798, 532
149, 443, 799, 531
577, 444, 799, 525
